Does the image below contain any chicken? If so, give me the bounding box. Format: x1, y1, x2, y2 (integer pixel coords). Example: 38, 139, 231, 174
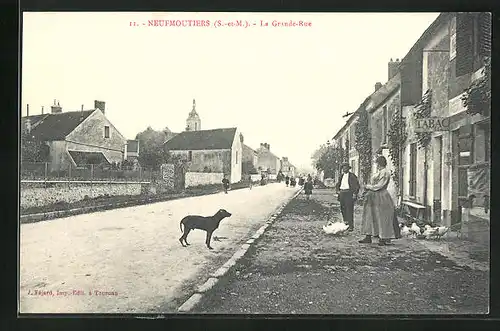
434, 226, 449, 239
409, 222, 421, 237
323, 221, 349, 235
422, 226, 438, 239
400, 224, 411, 237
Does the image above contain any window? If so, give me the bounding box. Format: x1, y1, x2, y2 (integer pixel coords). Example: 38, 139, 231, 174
104, 126, 110, 138
478, 13, 492, 56
473, 123, 488, 163
236, 151, 238, 164
450, 16, 457, 60
382, 106, 388, 144
456, 13, 474, 77
188, 151, 192, 161
409, 143, 417, 197
195, 122, 198, 130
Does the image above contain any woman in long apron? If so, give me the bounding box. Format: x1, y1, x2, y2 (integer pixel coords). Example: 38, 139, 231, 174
358, 156, 401, 246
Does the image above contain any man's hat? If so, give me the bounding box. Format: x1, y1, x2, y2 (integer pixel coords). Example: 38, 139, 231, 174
341, 162, 351, 169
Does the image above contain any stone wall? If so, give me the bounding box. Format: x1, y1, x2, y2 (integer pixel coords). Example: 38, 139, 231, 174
185, 172, 223, 188
21, 181, 143, 209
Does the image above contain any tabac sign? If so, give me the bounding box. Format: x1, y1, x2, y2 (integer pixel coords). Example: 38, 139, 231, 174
413, 117, 451, 133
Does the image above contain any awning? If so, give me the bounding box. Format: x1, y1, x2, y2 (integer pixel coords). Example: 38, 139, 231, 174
68, 150, 110, 166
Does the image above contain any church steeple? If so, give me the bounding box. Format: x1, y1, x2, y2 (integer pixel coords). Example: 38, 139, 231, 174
186, 98, 201, 131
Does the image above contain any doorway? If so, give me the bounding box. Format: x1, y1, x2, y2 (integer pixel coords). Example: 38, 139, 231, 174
452, 125, 473, 225
433, 136, 443, 224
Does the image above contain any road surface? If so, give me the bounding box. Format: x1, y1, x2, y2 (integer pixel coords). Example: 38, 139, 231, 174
194, 189, 489, 314
20, 183, 300, 313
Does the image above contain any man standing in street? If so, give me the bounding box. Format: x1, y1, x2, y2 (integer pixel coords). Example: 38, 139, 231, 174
335, 162, 360, 231
222, 175, 230, 194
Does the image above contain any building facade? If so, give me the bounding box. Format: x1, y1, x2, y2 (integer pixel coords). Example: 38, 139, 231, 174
399, 12, 491, 228
242, 143, 258, 174
164, 101, 243, 183
280, 157, 296, 177
21, 100, 126, 172
256, 143, 281, 175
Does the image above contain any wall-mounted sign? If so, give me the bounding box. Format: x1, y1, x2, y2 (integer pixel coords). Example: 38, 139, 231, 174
414, 117, 451, 132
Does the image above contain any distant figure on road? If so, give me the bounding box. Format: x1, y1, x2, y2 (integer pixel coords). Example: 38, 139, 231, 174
298, 175, 305, 186
277, 171, 284, 183
358, 156, 401, 245
222, 175, 230, 194
304, 175, 313, 200
290, 177, 296, 187
260, 173, 266, 186
335, 162, 360, 232
285, 175, 290, 187
248, 174, 253, 190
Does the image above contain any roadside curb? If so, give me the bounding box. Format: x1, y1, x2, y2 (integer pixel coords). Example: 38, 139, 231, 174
177, 187, 302, 313
20, 185, 254, 224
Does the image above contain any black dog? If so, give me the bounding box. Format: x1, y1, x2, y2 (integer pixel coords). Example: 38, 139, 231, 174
179, 209, 232, 249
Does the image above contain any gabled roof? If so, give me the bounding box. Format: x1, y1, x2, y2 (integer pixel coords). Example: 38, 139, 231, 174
333, 97, 371, 140
164, 128, 237, 150
256, 146, 280, 160
22, 110, 95, 141
21, 114, 50, 129
242, 144, 257, 155
366, 74, 401, 113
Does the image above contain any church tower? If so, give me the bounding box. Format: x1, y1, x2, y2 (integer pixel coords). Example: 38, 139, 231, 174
186, 99, 201, 131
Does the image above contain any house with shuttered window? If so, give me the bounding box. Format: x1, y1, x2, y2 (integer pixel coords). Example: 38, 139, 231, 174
397, 12, 491, 230
21, 100, 127, 172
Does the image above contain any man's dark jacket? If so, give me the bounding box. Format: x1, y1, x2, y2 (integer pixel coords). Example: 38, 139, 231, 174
335, 172, 360, 196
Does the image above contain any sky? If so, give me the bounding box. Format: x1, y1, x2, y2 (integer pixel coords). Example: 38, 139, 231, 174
21, 12, 439, 171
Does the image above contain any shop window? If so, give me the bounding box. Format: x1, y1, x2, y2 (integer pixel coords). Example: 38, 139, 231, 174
188, 151, 192, 161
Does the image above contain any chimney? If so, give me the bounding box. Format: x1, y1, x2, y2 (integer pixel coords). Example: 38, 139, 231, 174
41, 106, 44, 114
94, 100, 105, 114
26, 104, 29, 117
388, 58, 400, 80
51, 99, 62, 114
81, 104, 84, 111
375, 82, 382, 91
240, 133, 244, 143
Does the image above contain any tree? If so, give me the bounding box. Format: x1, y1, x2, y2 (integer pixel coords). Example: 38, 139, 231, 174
354, 108, 372, 184
242, 160, 258, 175
314, 143, 343, 179
135, 127, 172, 170
21, 132, 49, 163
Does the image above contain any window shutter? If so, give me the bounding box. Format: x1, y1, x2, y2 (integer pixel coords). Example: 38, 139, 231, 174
456, 12, 474, 76
478, 12, 492, 56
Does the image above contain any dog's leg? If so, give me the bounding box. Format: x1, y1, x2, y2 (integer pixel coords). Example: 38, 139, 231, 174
184, 228, 192, 245
182, 228, 192, 246
179, 235, 186, 247
179, 228, 191, 247
206, 230, 214, 250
